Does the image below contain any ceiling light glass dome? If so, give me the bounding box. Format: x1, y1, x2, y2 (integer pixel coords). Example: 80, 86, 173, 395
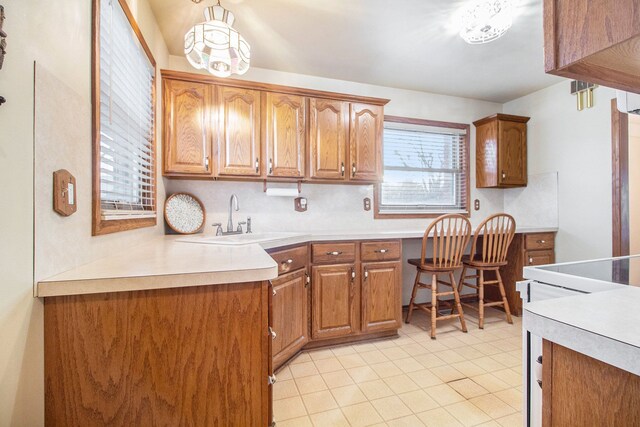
459, 0, 515, 44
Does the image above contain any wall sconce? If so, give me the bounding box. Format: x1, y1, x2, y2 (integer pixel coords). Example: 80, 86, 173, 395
571, 81, 597, 111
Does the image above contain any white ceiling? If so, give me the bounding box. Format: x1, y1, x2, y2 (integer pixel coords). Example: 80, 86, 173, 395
147, 0, 562, 103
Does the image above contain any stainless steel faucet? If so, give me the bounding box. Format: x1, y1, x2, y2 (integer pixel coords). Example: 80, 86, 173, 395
227, 194, 239, 233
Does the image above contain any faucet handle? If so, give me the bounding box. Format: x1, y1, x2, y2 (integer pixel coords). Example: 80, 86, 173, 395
237, 221, 247, 233
246, 216, 252, 234
212, 222, 223, 236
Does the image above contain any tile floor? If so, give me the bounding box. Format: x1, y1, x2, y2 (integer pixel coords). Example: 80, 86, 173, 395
273, 307, 523, 427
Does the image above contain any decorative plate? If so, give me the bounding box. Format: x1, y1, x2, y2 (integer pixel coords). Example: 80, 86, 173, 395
164, 193, 206, 234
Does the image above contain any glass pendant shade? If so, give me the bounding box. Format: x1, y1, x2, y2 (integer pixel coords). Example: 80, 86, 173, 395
460, 0, 514, 44
185, 4, 250, 77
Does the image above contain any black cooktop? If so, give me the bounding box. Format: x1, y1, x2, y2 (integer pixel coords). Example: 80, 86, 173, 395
538, 256, 640, 286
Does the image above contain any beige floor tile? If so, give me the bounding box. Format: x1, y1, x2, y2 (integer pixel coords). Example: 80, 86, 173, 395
492, 369, 521, 388
437, 337, 468, 349
451, 360, 486, 377
393, 357, 425, 374
374, 340, 398, 350
433, 349, 467, 364
308, 348, 335, 361
321, 370, 355, 388
398, 389, 440, 413
331, 345, 357, 356
386, 414, 426, 427
490, 352, 520, 368
416, 407, 463, 427
496, 411, 523, 427
470, 373, 511, 393
444, 400, 492, 426
309, 409, 350, 427
511, 365, 522, 376
360, 349, 390, 365
383, 374, 421, 394
470, 394, 517, 419
342, 402, 385, 427
448, 378, 489, 399
371, 395, 413, 421
370, 361, 404, 378
394, 336, 417, 346
277, 366, 293, 381
338, 353, 368, 369
291, 361, 320, 378
274, 379, 300, 400
472, 356, 507, 372
418, 339, 449, 353
409, 369, 444, 388
301, 390, 339, 414
331, 384, 368, 407
472, 342, 504, 356
314, 357, 344, 374
295, 374, 328, 395
402, 343, 430, 356
352, 342, 379, 353
414, 353, 447, 369
274, 396, 308, 421
380, 347, 411, 360
494, 388, 522, 410
475, 421, 502, 427
455, 345, 486, 360
290, 352, 313, 364
424, 384, 466, 406
347, 366, 381, 383
277, 415, 313, 427
359, 379, 395, 400
430, 365, 466, 383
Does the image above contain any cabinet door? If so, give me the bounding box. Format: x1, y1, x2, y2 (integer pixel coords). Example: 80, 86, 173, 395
498, 120, 527, 186
361, 261, 402, 333
217, 86, 261, 176
263, 93, 306, 178
311, 264, 357, 340
349, 103, 383, 181
163, 79, 213, 176
272, 269, 309, 369
309, 98, 348, 180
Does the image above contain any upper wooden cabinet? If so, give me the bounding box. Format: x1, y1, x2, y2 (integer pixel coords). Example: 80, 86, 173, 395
474, 114, 529, 188
349, 103, 383, 181
309, 98, 349, 180
544, 0, 640, 93
263, 93, 306, 178
163, 79, 213, 176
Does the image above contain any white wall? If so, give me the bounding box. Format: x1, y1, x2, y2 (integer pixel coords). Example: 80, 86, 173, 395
0, 1, 168, 425
504, 82, 616, 262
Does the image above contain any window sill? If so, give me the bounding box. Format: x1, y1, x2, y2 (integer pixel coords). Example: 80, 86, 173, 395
374, 211, 470, 219
92, 217, 157, 236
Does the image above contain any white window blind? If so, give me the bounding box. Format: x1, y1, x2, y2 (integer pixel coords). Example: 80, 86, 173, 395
99, 0, 155, 221
379, 122, 468, 215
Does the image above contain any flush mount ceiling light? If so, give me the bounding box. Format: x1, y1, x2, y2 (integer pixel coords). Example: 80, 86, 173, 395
459, 0, 515, 44
184, 0, 250, 77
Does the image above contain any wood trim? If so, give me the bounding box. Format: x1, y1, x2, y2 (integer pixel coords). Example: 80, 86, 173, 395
543, 0, 556, 72
472, 113, 531, 127
374, 116, 471, 219
161, 69, 390, 106
612, 98, 630, 257
92, 0, 158, 236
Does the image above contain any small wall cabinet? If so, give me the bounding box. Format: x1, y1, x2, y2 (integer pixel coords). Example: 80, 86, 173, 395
474, 114, 530, 188
544, 0, 640, 94
263, 92, 306, 178
308, 98, 349, 181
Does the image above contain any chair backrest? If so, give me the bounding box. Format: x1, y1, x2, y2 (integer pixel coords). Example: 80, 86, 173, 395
421, 214, 472, 270
470, 213, 516, 264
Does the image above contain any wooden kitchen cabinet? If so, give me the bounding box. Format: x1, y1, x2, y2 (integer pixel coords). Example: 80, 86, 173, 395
361, 261, 402, 333
475, 114, 529, 188
349, 103, 383, 181
311, 264, 358, 340
309, 98, 349, 180
217, 86, 262, 177
271, 269, 309, 369
163, 79, 213, 176
263, 92, 306, 178
544, 0, 640, 94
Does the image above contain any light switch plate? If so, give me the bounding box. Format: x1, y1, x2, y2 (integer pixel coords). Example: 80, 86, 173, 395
294, 197, 307, 212
53, 169, 77, 217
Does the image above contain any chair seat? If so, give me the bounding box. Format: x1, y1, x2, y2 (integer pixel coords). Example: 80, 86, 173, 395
408, 258, 463, 272
461, 255, 507, 268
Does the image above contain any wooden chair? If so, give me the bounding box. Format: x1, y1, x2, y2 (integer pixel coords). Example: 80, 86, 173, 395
456, 213, 516, 329
406, 214, 472, 339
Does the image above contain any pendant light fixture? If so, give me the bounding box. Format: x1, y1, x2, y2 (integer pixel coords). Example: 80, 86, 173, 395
459, 0, 515, 44
184, 0, 250, 77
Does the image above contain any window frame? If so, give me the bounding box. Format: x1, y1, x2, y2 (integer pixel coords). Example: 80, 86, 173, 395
92, 0, 157, 236
374, 115, 471, 219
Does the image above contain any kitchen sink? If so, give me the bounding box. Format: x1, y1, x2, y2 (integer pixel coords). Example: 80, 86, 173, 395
177, 232, 305, 246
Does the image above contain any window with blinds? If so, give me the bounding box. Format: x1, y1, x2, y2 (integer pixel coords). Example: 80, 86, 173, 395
96, 0, 156, 226
378, 120, 469, 216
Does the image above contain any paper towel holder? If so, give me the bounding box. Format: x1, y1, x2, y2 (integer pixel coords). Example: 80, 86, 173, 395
263, 180, 302, 194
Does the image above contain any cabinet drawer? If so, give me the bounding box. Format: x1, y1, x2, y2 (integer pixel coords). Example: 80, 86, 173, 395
312, 242, 356, 264
525, 233, 555, 250
360, 241, 401, 262
270, 245, 308, 275
525, 250, 555, 266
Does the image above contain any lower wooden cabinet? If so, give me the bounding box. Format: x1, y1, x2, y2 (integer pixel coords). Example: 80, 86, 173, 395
361, 261, 402, 333
271, 269, 309, 369
311, 264, 358, 340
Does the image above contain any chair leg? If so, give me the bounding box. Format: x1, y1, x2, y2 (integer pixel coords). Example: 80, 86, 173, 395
478, 269, 485, 329
406, 269, 421, 324
430, 273, 438, 339
452, 265, 467, 315
496, 269, 513, 324
449, 271, 467, 333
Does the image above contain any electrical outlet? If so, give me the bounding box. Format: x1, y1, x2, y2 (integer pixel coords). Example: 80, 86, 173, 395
474, 199, 480, 211
363, 198, 371, 211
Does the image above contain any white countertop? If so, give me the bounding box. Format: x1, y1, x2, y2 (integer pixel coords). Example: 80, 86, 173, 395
37, 226, 557, 297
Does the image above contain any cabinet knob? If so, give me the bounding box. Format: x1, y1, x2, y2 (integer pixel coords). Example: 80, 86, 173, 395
305, 272, 310, 287
352, 163, 357, 177
341, 162, 345, 177
255, 158, 259, 174
364, 270, 368, 280
286, 259, 294, 264
268, 374, 277, 385
529, 257, 533, 264
326, 251, 343, 256
501, 171, 506, 179
537, 240, 546, 244
374, 249, 388, 254
272, 288, 277, 296
269, 327, 277, 340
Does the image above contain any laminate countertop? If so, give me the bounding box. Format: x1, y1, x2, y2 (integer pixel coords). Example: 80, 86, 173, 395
37, 226, 557, 298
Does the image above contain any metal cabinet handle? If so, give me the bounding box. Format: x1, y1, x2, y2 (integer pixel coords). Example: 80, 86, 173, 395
326, 251, 343, 256
255, 158, 259, 174
341, 162, 345, 176
268, 374, 277, 385
269, 158, 273, 174
352, 163, 357, 177
364, 269, 368, 280
537, 240, 546, 244
350, 268, 356, 282
501, 171, 506, 179
269, 327, 277, 340
374, 249, 388, 254
305, 271, 310, 288
529, 257, 534, 264
285, 259, 294, 264
272, 288, 277, 296
204, 156, 210, 171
